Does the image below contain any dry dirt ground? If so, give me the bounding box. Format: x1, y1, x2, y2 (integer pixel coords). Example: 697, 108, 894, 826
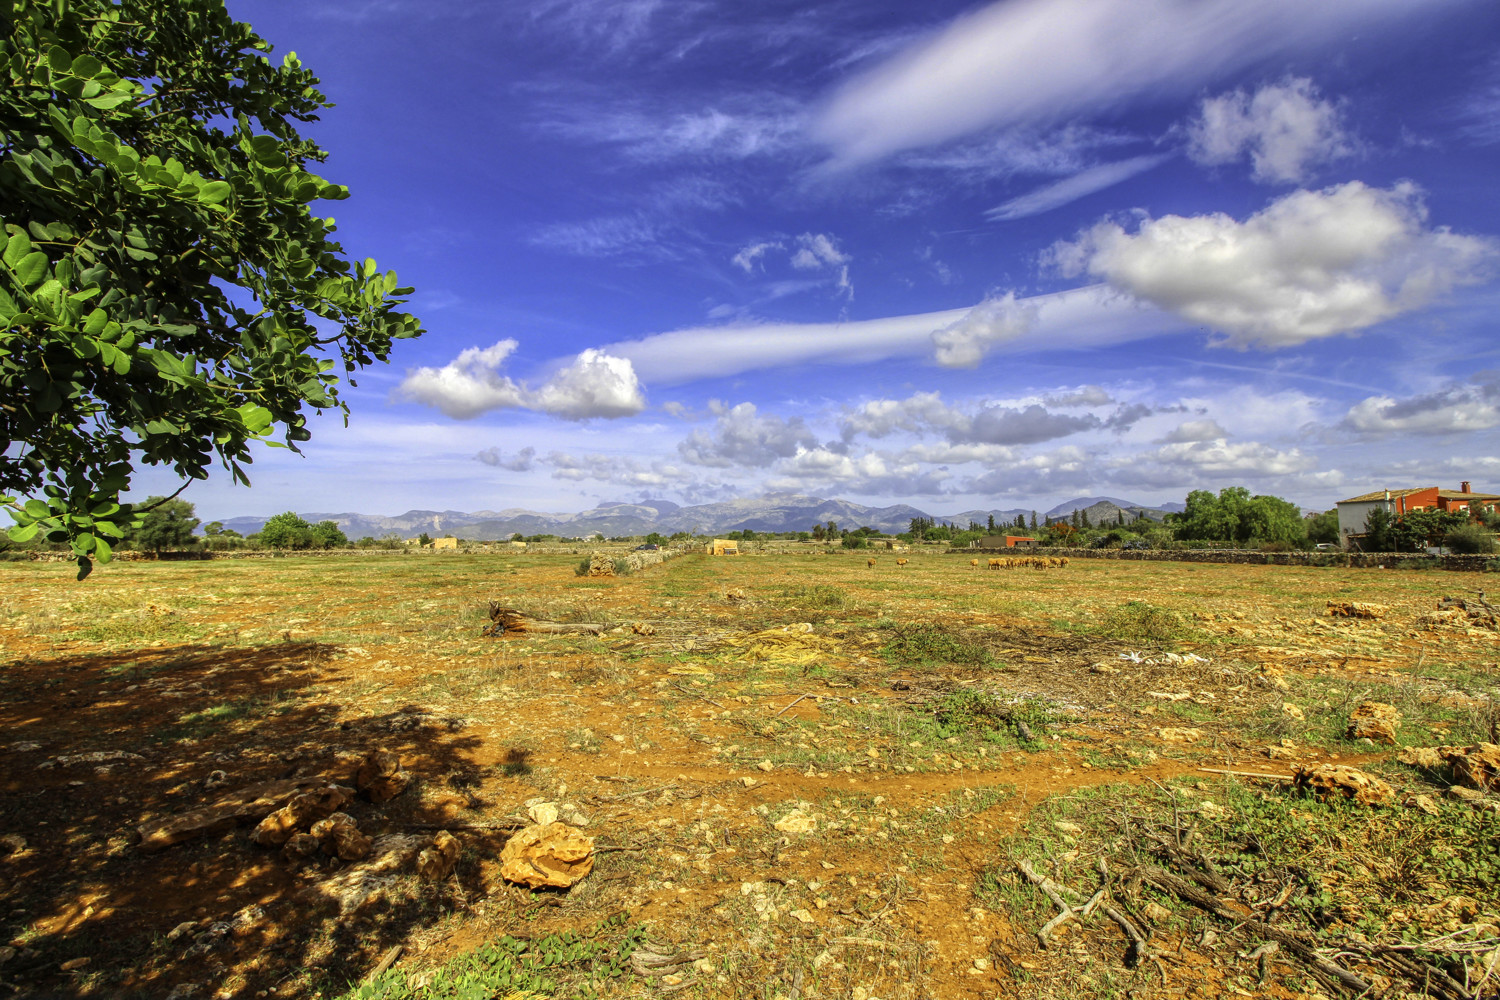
0, 549, 1497, 1000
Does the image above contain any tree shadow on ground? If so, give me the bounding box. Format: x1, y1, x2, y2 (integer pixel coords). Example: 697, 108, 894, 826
0, 640, 497, 999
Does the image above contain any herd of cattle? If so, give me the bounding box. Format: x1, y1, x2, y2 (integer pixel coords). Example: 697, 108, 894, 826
861, 555, 1070, 570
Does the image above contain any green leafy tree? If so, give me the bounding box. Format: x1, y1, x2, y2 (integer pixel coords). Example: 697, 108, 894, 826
0, 1, 423, 578
202, 520, 223, 537
129, 495, 197, 550
1361, 508, 1394, 551
310, 519, 347, 548
643, 532, 664, 547
1305, 510, 1340, 546
260, 511, 313, 549
416, 532, 432, 547
1445, 523, 1497, 554
986, 514, 995, 532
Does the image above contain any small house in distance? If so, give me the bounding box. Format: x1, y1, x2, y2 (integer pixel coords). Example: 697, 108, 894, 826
1335, 481, 1500, 549
978, 535, 1039, 549
705, 538, 740, 555
432, 536, 460, 550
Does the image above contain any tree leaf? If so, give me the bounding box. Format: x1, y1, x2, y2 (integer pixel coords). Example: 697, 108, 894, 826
47, 45, 72, 73
7, 523, 41, 542
198, 180, 232, 205
15, 251, 49, 287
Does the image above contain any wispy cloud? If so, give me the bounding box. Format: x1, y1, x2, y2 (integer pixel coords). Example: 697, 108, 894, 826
812, 0, 1454, 168
986, 154, 1173, 221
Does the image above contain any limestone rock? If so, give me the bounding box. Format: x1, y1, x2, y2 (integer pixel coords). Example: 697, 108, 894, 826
251, 786, 353, 847
282, 833, 321, 862
1398, 746, 1447, 770
1444, 743, 1500, 791
499, 822, 594, 889
137, 778, 323, 853
355, 750, 410, 803
1156, 727, 1207, 744
773, 809, 817, 834
416, 830, 460, 881
1325, 600, 1388, 620
1292, 764, 1393, 806
311, 812, 373, 861
1347, 702, 1401, 745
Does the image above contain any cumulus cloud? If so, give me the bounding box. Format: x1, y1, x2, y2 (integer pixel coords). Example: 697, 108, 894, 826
476, 446, 537, 471
1127, 438, 1318, 480
986, 154, 1173, 221
398, 341, 529, 419
1159, 419, 1230, 443
1050, 181, 1497, 348
790, 233, 850, 270
766, 447, 953, 497
399, 343, 646, 420
530, 349, 648, 419
1044, 385, 1113, 407
545, 451, 685, 487
812, 0, 1441, 167
1342, 377, 1500, 436
677, 402, 819, 468
1187, 77, 1353, 183
931, 293, 1037, 368
840, 391, 1101, 446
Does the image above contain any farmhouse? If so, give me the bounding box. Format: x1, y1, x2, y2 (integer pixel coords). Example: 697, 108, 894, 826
1335, 481, 1500, 549
432, 536, 460, 550
706, 538, 740, 555
978, 535, 1039, 549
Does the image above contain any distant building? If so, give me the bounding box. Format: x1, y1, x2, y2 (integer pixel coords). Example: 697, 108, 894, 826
977, 535, 1039, 548
432, 536, 460, 550
1335, 481, 1500, 549
706, 539, 740, 555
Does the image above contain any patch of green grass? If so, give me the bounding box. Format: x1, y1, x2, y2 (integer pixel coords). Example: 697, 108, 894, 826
881, 622, 993, 667
339, 912, 647, 999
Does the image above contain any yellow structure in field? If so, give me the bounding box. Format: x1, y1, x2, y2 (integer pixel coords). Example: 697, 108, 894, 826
706, 538, 740, 555
432, 536, 460, 550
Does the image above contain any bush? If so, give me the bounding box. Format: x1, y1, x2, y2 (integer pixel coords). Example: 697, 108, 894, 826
574, 558, 591, 577
841, 534, 867, 549
883, 623, 992, 667
612, 558, 634, 576
1446, 524, 1497, 554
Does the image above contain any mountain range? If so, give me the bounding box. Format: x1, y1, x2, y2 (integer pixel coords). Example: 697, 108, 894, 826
212, 493, 1183, 540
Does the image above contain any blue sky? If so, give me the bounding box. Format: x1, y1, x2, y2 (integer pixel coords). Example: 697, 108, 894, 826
139, 0, 1500, 518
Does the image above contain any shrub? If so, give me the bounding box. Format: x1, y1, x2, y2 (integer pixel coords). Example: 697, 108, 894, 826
1446, 524, 1497, 555
574, 558, 591, 577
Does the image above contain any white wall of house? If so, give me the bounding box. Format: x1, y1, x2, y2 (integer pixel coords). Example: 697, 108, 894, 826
1336, 499, 1392, 549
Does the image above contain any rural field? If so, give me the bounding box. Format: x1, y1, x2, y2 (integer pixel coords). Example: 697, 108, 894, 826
0, 548, 1497, 1000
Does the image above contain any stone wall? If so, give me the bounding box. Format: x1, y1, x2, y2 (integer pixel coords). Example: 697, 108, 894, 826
958, 546, 1497, 572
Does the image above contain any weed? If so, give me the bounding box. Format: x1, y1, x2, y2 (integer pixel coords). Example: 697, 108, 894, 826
781, 584, 851, 610
339, 912, 647, 999
881, 622, 993, 667
1096, 600, 1189, 647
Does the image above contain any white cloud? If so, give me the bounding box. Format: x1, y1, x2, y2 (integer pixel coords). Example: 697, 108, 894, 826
1127, 438, 1319, 479
399, 343, 646, 420
812, 0, 1445, 167
841, 391, 960, 440
931, 292, 1037, 368
1159, 419, 1230, 443
766, 447, 953, 497
986, 154, 1173, 221
1187, 78, 1353, 184
1051, 181, 1497, 348
790, 233, 850, 270
605, 285, 1187, 384
1342, 377, 1500, 436
1044, 386, 1113, 407
531, 349, 648, 419
732, 240, 783, 273
678, 402, 818, 468
476, 446, 537, 471
530, 214, 676, 259
840, 391, 1101, 446
398, 340, 529, 419
545, 451, 684, 487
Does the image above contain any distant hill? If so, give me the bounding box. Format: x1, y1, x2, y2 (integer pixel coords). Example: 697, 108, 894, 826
211, 493, 1182, 539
